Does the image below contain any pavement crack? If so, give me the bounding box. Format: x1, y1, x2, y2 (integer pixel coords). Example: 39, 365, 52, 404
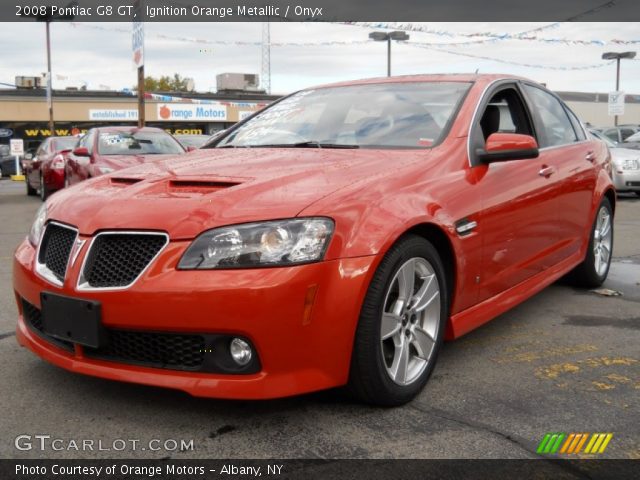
410, 405, 596, 479
410, 404, 537, 457
0, 331, 15, 341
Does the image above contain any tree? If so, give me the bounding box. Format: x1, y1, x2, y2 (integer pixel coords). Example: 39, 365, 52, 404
137, 73, 191, 92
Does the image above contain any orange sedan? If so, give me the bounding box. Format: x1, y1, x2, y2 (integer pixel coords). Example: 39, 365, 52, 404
13, 74, 614, 405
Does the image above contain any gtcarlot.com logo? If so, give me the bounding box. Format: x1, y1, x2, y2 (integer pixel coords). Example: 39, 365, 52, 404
537, 432, 613, 455
14, 435, 194, 452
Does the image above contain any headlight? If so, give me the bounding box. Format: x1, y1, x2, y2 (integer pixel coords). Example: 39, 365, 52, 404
178, 218, 334, 269
28, 203, 47, 246
619, 159, 640, 170
98, 166, 114, 174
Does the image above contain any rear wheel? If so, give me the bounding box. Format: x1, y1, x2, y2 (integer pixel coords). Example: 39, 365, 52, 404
568, 198, 613, 288
349, 235, 448, 406
39, 172, 49, 201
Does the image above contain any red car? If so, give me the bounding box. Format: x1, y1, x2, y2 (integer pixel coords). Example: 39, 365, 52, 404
64, 126, 186, 186
24, 136, 78, 201
14, 75, 614, 406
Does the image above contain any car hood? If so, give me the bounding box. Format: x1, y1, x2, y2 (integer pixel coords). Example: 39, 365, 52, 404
48, 148, 426, 239
611, 147, 640, 161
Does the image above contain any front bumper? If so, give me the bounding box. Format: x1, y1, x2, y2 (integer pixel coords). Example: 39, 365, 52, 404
14, 238, 377, 399
613, 169, 640, 191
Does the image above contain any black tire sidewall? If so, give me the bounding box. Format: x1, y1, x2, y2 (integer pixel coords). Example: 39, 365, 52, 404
350, 235, 449, 406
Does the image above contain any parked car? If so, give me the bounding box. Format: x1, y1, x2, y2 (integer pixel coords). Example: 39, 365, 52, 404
64, 126, 186, 186
620, 131, 640, 151
0, 144, 13, 176
600, 125, 639, 144
591, 130, 640, 196
14, 74, 614, 406
174, 134, 211, 149
23, 136, 78, 200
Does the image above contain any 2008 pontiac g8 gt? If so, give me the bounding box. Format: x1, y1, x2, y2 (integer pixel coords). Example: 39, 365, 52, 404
14, 74, 615, 406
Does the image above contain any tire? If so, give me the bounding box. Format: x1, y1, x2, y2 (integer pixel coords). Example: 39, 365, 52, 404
26, 175, 37, 196
39, 173, 49, 201
348, 235, 448, 406
567, 197, 614, 288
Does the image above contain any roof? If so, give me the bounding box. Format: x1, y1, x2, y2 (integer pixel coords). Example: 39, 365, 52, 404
308, 73, 524, 90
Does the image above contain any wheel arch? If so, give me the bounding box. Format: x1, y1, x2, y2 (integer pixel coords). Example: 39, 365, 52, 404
603, 187, 616, 214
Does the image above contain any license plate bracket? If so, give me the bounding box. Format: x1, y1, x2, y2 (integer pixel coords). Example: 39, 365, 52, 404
40, 292, 105, 348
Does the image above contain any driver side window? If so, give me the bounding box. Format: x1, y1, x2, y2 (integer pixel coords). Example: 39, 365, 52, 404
478, 88, 534, 142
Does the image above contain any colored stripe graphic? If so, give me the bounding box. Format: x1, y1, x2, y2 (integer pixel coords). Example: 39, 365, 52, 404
541, 433, 614, 455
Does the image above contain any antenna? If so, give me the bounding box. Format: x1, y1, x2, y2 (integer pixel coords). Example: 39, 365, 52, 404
261, 22, 271, 94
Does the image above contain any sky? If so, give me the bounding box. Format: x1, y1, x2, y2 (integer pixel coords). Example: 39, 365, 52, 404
1, 22, 639, 95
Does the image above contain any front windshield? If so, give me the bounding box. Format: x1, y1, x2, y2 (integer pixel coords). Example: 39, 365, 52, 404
98, 131, 185, 155
624, 131, 640, 143
216, 82, 471, 149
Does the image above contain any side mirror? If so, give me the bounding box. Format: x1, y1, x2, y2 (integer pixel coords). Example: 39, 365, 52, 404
477, 133, 539, 163
186, 146, 197, 152
73, 146, 90, 157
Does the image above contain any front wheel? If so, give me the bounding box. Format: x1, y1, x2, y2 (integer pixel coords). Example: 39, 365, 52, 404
349, 235, 448, 406
568, 197, 614, 288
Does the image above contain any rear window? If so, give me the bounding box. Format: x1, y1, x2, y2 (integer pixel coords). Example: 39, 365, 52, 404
98, 131, 185, 155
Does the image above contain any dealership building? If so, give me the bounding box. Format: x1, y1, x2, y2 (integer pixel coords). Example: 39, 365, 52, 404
0, 86, 279, 151
0, 85, 638, 151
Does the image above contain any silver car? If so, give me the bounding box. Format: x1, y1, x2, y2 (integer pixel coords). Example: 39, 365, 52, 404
591, 129, 640, 196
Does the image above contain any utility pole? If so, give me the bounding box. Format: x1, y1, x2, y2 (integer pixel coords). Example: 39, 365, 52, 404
45, 21, 53, 135
133, 0, 145, 127
261, 22, 271, 94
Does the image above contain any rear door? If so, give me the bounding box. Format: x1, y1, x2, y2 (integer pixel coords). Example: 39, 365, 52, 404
521, 83, 598, 262
470, 82, 565, 303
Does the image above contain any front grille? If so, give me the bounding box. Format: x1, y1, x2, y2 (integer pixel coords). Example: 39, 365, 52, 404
38, 223, 77, 282
86, 330, 205, 370
626, 181, 640, 187
21, 299, 74, 351
81, 233, 167, 288
20, 299, 261, 374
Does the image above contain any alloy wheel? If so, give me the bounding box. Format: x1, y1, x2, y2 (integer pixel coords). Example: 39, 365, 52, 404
593, 206, 612, 277
380, 257, 440, 386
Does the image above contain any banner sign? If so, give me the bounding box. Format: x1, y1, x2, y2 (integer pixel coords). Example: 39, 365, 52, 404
132, 0, 144, 67
89, 109, 139, 121
157, 104, 228, 121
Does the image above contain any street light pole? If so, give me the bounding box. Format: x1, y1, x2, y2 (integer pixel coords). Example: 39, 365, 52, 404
601, 51, 636, 126
369, 31, 410, 77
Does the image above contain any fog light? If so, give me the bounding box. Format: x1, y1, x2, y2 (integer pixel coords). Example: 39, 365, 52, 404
230, 338, 252, 366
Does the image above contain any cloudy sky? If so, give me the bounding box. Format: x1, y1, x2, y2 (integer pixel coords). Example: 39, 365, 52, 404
1, 22, 639, 95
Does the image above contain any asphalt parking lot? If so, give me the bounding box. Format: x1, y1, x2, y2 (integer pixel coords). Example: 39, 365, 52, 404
0, 178, 638, 460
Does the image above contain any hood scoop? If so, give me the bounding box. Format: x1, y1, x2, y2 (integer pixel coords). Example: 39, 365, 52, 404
110, 177, 144, 186
167, 179, 241, 195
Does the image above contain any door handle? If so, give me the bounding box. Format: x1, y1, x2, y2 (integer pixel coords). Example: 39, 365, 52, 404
585, 151, 595, 162
538, 166, 556, 177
